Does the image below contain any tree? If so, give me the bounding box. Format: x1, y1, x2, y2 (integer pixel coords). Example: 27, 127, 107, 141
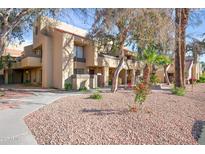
91, 9, 174, 92
91, 9, 140, 92
136, 45, 171, 86
130, 9, 174, 86
0, 9, 62, 55
186, 38, 205, 64
175, 8, 190, 88
0, 8, 89, 56
139, 45, 159, 85
130, 9, 174, 51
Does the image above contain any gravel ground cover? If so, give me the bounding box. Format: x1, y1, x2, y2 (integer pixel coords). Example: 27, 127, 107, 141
24, 84, 205, 144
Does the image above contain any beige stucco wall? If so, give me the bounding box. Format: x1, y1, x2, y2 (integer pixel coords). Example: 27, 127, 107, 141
98, 55, 119, 68
52, 30, 63, 89
156, 67, 165, 83
85, 42, 98, 66
72, 74, 90, 90
23, 45, 33, 56
193, 63, 202, 80
61, 33, 74, 89
42, 35, 53, 88
102, 67, 109, 86
30, 68, 42, 84
130, 69, 136, 85
33, 18, 44, 49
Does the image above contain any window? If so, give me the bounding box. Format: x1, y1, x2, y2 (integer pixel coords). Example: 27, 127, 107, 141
35, 49, 41, 56
74, 68, 84, 74
74, 45, 84, 58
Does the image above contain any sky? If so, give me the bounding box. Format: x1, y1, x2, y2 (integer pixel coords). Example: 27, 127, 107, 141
23, 9, 205, 62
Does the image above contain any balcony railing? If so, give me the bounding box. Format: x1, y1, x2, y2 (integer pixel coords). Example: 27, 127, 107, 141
74, 57, 86, 63
98, 53, 138, 68
12, 57, 42, 69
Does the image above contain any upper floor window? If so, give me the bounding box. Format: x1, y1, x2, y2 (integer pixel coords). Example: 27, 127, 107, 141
74, 45, 84, 59
35, 49, 42, 56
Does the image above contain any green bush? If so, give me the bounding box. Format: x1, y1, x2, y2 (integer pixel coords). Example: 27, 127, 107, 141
150, 74, 160, 85
108, 80, 112, 85
90, 91, 102, 100
171, 87, 185, 96
197, 76, 205, 83
64, 82, 72, 91
134, 82, 149, 105
79, 86, 88, 92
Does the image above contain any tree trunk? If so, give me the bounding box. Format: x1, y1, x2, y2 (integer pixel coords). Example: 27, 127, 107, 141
181, 13, 186, 87
0, 36, 7, 55
111, 57, 125, 93
0, 14, 10, 55
111, 27, 128, 93
175, 9, 183, 87
143, 64, 151, 86
164, 64, 171, 85
175, 8, 189, 88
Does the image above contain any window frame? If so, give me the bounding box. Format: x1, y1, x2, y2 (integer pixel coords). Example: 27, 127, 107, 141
74, 45, 84, 59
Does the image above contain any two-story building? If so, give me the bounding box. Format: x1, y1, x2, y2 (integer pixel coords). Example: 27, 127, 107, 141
3, 17, 141, 90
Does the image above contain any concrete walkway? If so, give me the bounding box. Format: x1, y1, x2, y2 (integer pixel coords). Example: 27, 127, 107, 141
198, 125, 205, 145
0, 91, 81, 145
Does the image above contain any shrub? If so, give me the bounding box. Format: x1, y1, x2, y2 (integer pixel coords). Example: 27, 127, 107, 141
129, 82, 149, 112
79, 86, 88, 92
134, 82, 149, 105
150, 74, 160, 85
108, 80, 112, 85
90, 91, 102, 100
171, 87, 185, 96
64, 82, 72, 91
197, 76, 205, 83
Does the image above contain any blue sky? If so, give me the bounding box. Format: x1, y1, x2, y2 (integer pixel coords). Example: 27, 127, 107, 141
24, 9, 205, 62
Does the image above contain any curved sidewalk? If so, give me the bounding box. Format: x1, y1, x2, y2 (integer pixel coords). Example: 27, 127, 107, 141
0, 91, 80, 145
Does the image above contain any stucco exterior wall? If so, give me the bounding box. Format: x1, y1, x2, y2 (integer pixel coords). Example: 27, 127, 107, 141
42, 35, 53, 88
72, 74, 90, 90
156, 68, 165, 83
193, 63, 202, 80
85, 42, 97, 66
52, 30, 63, 89
102, 67, 109, 86
31, 68, 42, 84
62, 33, 74, 89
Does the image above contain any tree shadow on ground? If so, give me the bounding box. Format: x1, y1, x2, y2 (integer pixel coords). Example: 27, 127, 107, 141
80, 108, 129, 116
192, 120, 205, 142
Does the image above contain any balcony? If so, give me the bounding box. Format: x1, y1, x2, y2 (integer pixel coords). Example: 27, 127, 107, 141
12, 57, 42, 69
98, 54, 119, 67
98, 53, 139, 68
127, 59, 139, 68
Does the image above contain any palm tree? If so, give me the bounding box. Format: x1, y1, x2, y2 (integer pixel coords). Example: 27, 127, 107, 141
138, 45, 170, 86
175, 8, 189, 88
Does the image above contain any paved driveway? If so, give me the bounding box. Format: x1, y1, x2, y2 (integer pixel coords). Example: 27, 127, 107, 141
0, 91, 81, 145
